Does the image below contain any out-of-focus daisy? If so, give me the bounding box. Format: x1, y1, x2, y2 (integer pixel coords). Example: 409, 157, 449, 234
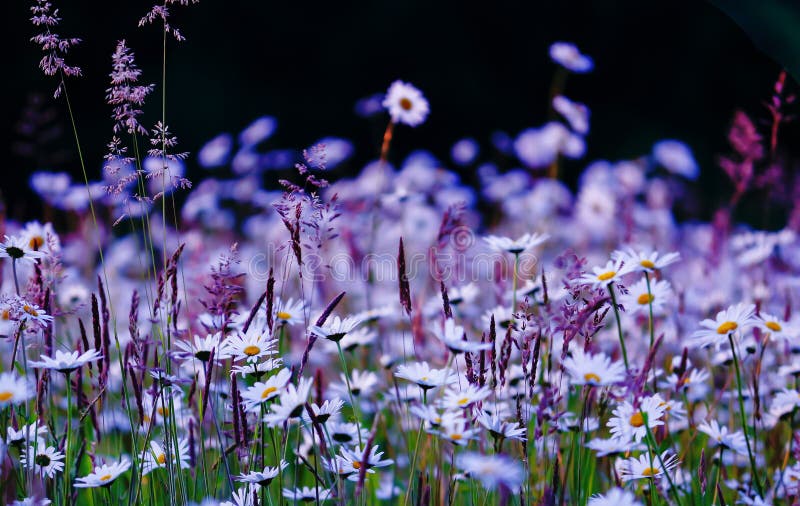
619, 278, 673, 316
395, 361, 457, 391
230, 358, 283, 379
562, 350, 626, 387
74, 458, 131, 488
140, 439, 191, 475
0, 235, 46, 264
431, 414, 479, 446
586, 437, 644, 457
615, 451, 679, 482
21, 445, 65, 478
769, 388, 800, 418
553, 95, 590, 135
236, 460, 288, 486
224, 328, 277, 363
756, 313, 797, 341
308, 315, 362, 343
457, 452, 524, 490
0, 372, 32, 408
697, 420, 748, 456
653, 140, 698, 180
607, 396, 667, 443
577, 259, 635, 289
29, 349, 102, 374
658, 368, 710, 401
325, 421, 369, 446
612, 248, 680, 273
7, 422, 48, 447
588, 487, 643, 506
431, 318, 491, 354
274, 298, 306, 327
484, 233, 549, 255
691, 303, 758, 349
383, 80, 429, 127
514, 123, 585, 168
240, 368, 292, 412
549, 42, 594, 73
337, 327, 377, 352
331, 369, 380, 399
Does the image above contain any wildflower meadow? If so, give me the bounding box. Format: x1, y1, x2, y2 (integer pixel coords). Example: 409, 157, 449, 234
4, 1, 800, 505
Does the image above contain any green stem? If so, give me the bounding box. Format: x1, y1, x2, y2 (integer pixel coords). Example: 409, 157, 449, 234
607, 283, 629, 371
727, 332, 763, 496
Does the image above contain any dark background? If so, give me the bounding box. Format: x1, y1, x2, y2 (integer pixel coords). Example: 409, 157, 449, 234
3, 0, 799, 225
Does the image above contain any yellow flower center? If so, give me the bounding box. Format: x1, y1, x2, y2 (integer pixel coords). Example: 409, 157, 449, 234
100, 474, 113, 482
597, 271, 616, 281
450, 433, 462, 440
457, 397, 470, 406
399, 97, 413, 111
276, 311, 292, 320
583, 373, 601, 384
0, 391, 13, 402
243, 345, 261, 356
766, 321, 782, 332
261, 386, 277, 399
420, 376, 429, 382
640, 260, 656, 269
641, 467, 658, 477
352, 461, 362, 470
157, 407, 168, 417
629, 412, 645, 427
637, 293, 655, 305
1, 309, 10, 321
716, 321, 738, 334
29, 236, 44, 250
157, 454, 166, 464
23, 305, 39, 317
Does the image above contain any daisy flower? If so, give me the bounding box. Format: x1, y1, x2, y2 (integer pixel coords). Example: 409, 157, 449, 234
382, 80, 429, 127
308, 315, 363, 343
335, 444, 394, 481
690, 302, 758, 349
476, 412, 526, 441
619, 278, 673, 316
240, 368, 292, 412
756, 313, 797, 341
274, 298, 306, 327
612, 248, 681, 273
18, 301, 54, 326
586, 437, 643, 457
282, 486, 333, 502
0, 234, 46, 264
236, 460, 288, 486
302, 398, 344, 425
20, 221, 58, 253
549, 42, 594, 73
483, 232, 549, 255
561, 350, 626, 387
140, 439, 191, 475
331, 369, 380, 399
262, 377, 314, 427
174, 332, 228, 364
0, 372, 33, 408
230, 358, 283, 379
325, 421, 369, 446
697, 420, 748, 456
224, 327, 278, 363
431, 318, 491, 354
74, 458, 131, 488
577, 259, 635, 289
607, 396, 667, 443
457, 452, 525, 491
7, 421, 48, 447
21, 445, 65, 478
395, 361, 458, 390
430, 415, 479, 446
29, 349, 102, 374
588, 487, 643, 506
221, 485, 260, 506
616, 451, 680, 482
553, 95, 590, 135
440, 384, 492, 410
769, 388, 800, 418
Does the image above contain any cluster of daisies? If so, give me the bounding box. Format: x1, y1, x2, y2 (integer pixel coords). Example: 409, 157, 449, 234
7, 26, 800, 506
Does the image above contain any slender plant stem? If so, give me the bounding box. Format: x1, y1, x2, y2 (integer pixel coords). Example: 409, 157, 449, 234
607, 283, 629, 371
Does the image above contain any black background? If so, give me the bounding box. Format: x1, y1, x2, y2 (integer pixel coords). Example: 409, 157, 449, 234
3, 0, 797, 226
